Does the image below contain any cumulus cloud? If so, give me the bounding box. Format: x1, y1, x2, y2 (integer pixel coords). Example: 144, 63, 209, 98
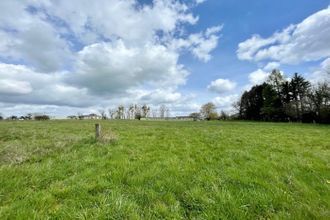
237, 7, 330, 64
213, 94, 239, 112
309, 57, 330, 84
70, 40, 188, 95
207, 78, 236, 94
0, 79, 32, 95
263, 62, 280, 71
0, 63, 105, 107
248, 69, 269, 85
0, 1, 72, 72
170, 25, 222, 62
0, 0, 221, 115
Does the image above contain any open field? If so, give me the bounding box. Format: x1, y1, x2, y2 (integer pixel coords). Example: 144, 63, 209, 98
0, 120, 329, 219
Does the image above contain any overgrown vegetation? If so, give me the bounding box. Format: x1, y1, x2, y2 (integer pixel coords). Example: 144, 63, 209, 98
0, 120, 329, 219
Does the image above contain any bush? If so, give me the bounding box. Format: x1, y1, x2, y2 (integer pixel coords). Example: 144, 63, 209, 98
135, 112, 142, 120
318, 108, 330, 124
302, 112, 316, 123
34, 115, 50, 120
207, 112, 219, 121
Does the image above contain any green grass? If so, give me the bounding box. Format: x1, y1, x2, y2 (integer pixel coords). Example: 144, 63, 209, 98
0, 120, 329, 219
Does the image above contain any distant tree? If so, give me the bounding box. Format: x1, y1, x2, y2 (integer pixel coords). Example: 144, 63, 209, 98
309, 82, 330, 123
128, 104, 135, 119
239, 84, 265, 120
108, 108, 116, 119
159, 104, 166, 119
208, 112, 219, 120
141, 104, 150, 118
165, 107, 170, 118
135, 112, 142, 120
34, 115, 50, 120
77, 112, 84, 120
125, 107, 130, 119
67, 115, 77, 119
134, 104, 141, 119
117, 105, 125, 119
235, 69, 329, 123
0, 113, 3, 120
232, 100, 241, 115
267, 69, 285, 95
99, 109, 107, 120
289, 73, 311, 121
8, 115, 18, 120
151, 109, 158, 118
200, 102, 218, 120
24, 113, 33, 120
189, 112, 201, 121
261, 84, 284, 121
219, 110, 229, 120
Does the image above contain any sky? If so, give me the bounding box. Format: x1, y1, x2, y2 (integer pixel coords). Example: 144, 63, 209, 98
0, 0, 330, 117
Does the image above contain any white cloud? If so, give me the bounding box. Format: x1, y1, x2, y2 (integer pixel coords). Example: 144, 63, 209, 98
309, 57, 330, 84
0, 63, 95, 107
213, 94, 239, 112
0, 0, 222, 115
0, 0, 72, 72
248, 69, 269, 85
34, 0, 199, 45
170, 25, 222, 62
195, 0, 207, 4
69, 40, 188, 95
237, 7, 330, 64
0, 79, 32, 95
263, 62, 280, 71
207, 78, 236, 94
138, 89, 183, 104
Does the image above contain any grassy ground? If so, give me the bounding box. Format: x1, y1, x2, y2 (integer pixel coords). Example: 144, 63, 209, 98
0, 120, 329, 219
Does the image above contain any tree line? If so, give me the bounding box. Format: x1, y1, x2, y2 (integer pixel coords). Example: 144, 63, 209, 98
235, 70, 330, 123
106, 104, 170, 119
70, 104, 171, 120
0, 113, 50, 121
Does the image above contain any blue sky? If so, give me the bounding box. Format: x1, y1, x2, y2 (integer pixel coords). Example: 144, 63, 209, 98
0, 0, 329, 117
183, 0, 329, 88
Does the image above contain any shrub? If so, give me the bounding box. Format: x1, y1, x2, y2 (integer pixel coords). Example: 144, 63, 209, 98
34, 115, 50, 120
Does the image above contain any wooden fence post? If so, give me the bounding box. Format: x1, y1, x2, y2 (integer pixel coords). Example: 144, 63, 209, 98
95, 123, 101, 139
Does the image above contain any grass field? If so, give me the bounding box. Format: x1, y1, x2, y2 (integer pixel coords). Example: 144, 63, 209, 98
0, 120, 329, 219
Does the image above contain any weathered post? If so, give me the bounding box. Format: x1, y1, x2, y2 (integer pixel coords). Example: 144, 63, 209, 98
95, 123, 101, 140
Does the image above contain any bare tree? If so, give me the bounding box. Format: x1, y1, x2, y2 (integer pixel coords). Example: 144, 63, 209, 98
159, 104, 166, 119
125, 108, 130, 119
128, 104, 135, 119
77, 112, 83, 120
141, 104, 150, 118
134, 104, 141, 119
99, 109, 107, 119
108, 108, 116, 119
152, 109, 157, 118
117, 105, 125, 119
165, 107, 170, 118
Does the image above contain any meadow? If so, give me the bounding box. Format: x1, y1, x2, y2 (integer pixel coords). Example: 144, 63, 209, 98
0, 120, 329, 219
